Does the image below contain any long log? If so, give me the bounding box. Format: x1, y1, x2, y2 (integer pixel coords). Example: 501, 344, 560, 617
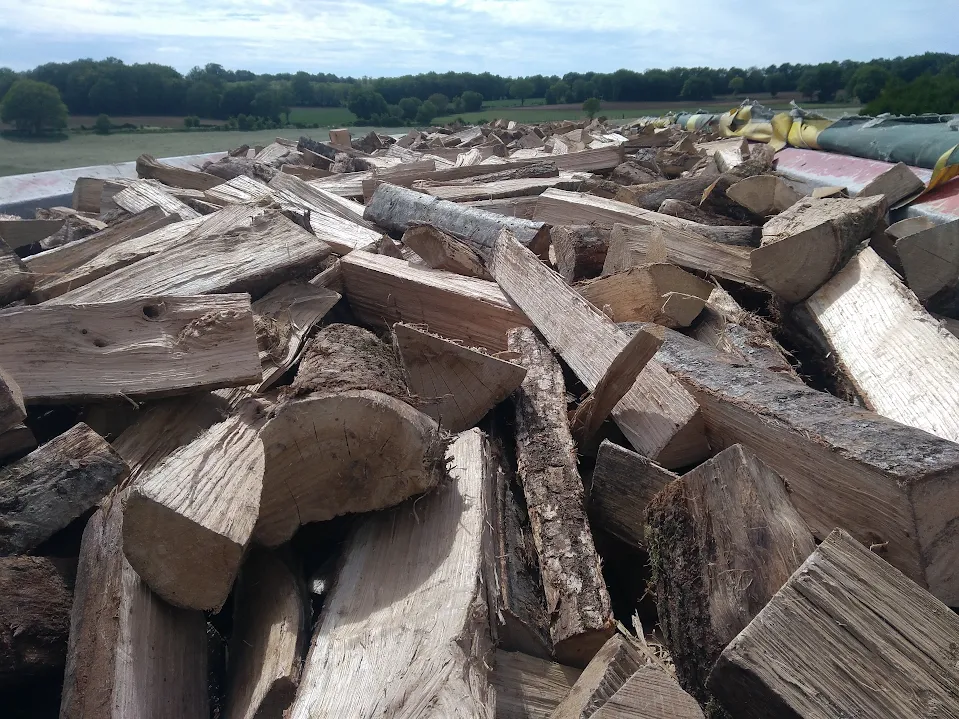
494, 651, 582, 719
0, 423, 128, 555
709, 529, 959, 719
364, 182, 551, 261
794, 247, 959, 443
658, 199, 746, 227
0, 295, 262, 404
631, 324, 959, 604
894, 217, 959, 315
415, 174, 589, 203
510, 327, 614, 666
287, 429, 496, 719
646, 444, 816, 701
0, 238, 34, 306
110, 179, 201, 221
135, 154, 225, 191
489, 230, 706, 468
361, 160, 542, 200
552, 225, 610, 283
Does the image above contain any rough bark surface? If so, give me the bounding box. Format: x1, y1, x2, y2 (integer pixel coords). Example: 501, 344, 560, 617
552, 225, 611, 283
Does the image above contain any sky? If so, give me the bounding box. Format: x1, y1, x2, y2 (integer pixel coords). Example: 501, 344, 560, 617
0, 0, 955, 77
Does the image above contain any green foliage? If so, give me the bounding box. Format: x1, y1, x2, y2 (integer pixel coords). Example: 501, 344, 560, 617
0, 68, 17, 102
848, 64, 892, 103
461, 90, 483, 112
398, 96, 422, 121
94, 113, 111, 134
764, 73, 784, 97
291, 71, 313, 105
797, 70, 819, 100
680, 75, 713, 102
866, 73, 959, 115
415, 100, 438, 125
582, 97, 601, 119
728, 76, 745, 95
347, 85, 388, 122
183, 115, 200, 128
0, 79, 68, 134
545, 81, 570, 105
509, 79, 535, 105
427, 93, 449, 114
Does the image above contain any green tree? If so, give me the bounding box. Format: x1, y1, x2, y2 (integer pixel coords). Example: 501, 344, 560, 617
398, 96, 422, 120
88, 78, 121, 115
815, 62, 844, 102
94, 113, 111, 134
0, 68, 19, 102
415, 100, 438, 125
449, 96, 465, 114
797, 69, 819, 100
509, 79, 535, 105
0, 79, 68, 134
680, 75, 713, 101
291, 71, 313, 105
347, 85, 387, 121
582, 97, 601, 119
728, 76, 745, 95
545, 81, 569, 105
848, 64, 891, 103
461, 90, 483, 112
427, 93, 449, 114
764, 73, 785, 97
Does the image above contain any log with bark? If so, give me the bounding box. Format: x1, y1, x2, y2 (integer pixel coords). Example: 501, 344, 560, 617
361, 159, 539, 200
414, 174, 590, 203
0, 238, 35, 306
894, 217, 959, 316
401, 224, 492, 279
287, 429, 496, 719
645, 444, 816, 701
552, 225, 611, 283
0, 423, 129, 556
657, 199, 746, 227
135, 154, 225, 191
709, 528, 959, 719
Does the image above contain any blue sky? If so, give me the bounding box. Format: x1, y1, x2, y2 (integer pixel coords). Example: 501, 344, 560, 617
0, 0, 955, 77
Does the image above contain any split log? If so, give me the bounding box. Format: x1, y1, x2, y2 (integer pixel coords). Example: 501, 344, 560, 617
287, 429, 496, 719
604, 223, 759, 287
590, 668, 704, 719
0, 556, 74, 683
894, 217, 959, 315
510, 327, 615, 666
279, 164, 332, 180
551, 145, 625, 173
365, 183, 551, 261
71, 177, 105, 213
887, 215, 934, 240
52, 210, 331, 304
60, 493, 208, 719
726, 175, 803, 216
794, 247, 959, 443
613, 177, 716, 211
578, 264, 713, 327
709, 529, 959, 719
494, 651, 582, 719
111, 180, 201, 220
135, 154, 225, 191
0, 218, 64, 249
122, 402, 265, 611
362, 160, 537, 200
431, 160, 558, 184
25, 207, 177, 301
658, 199, 746, 227
253, 142, 296, 167
0, 423, 129, 556
224, 548, 307, 719
645, 444, 816, 701
589, 440, 677, 549
552, 225, 610, 283
38, 213, 107, 251
534, 189, 760, 247
203, 156, 277, 183
690, 286, 799, 380
609, 161, 659, 186
857, 161, 925, 206
0, 367, 25, 435
393, 322, 526, 432
0, 238, 35, 306
414, 174, 589, 203
635, 325, 959, 604
490, 230, 706, 468
0, 424, 36, 461
750, 195, 886, 303
401, 224, 491, 279
548, 634, 645, 719
340, 251, 531, 352
0, 295, 262, 403
203, 175, 272, 205
467, 195, 540, 219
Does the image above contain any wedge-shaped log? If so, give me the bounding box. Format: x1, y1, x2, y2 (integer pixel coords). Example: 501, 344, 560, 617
0, 423, 128, 555
401, 224, 491, 278
490, 231, 706, 468
415, 174, 589, 203
495, 651, 582, 719
394, 322, 526, 432
751, 196, 885, 303
553, 225, 610, 283
0, 366, 25, 435
726, 175, 803, 217
52, 210, 331, 304
341, 251, 531, 352
548, 634, 647, 719
857, 161, 925, 206
589, 440, 677, 549
590, 668, 704, 719
794, 247, 959, 442
60, 494, 208, 719
510, 328, 615, 666
0, 295, 261, 404
225, 548, 307, 719
112, 179, 200, 220
136, 154, 225, 191
0, 238, 34, 306
203, 175, 272, 205
895, 217, 959, 315
0, 424, 35, 460
288, 429, 496, 719
709, 529, 959, 719
578, 263, 713, 327
639, 325, 959, 604
365, 182, 551, 261
646, 444, 816, 701
551, 145, 625, 173
0, 217, 64, 249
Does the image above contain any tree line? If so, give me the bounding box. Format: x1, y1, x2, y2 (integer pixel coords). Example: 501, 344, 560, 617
1, 52, 957, 133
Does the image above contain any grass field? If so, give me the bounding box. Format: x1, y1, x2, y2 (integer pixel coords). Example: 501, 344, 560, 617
288, 107, 358, 126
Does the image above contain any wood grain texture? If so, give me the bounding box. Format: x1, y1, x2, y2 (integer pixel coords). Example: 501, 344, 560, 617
709, 529, 959, 719
549, 634, 647, 719
112, 179, 201, 220
225, 548, 307, 719
0, 366, 25, 435
895, 217, 959, 311
0, 294, 261, 403
641, 325, 959, 604
550, 146, 625, 173
288, 429, 495, 719
857, 161, 925, 206
0, 238, 35, 306
203, 175, 273, 205
136, 154, 225, 191
489, 230, 706, 469
415, 173, 589, 203
798, 247, 959, 443
361, 160, 538, 200
589, 440, 677, 549
510, 328, 614, 667
493, 651, 582, 719
402, 224, 492, 279
0, 218, 64, 249
726, 175, 803, 216
591, 668, 704, 719
52, 210, 331, 304
341, 251, 531, 352
646, 444, 816, 701
0, 423, 128, 555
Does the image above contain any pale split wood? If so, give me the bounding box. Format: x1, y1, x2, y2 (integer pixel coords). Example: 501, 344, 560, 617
112, 179, 201, 220
361, 160, 538, 200
307, 159, 437, 198
590, 668, 704, 719
709, 529, 959, 719
0, 422, 129, 556
857, 161, 925, 207
550, 146, 624, 172
886, 215, 935, 240
797, 246, 959, 443
203, 175, 273, 205
136, 154, 225, 191
494, 651, 582, 719
415, 173, 590, 203
393, 322, 526, 432
0, 218, 64, 249
489, 230, 706, 468
402, 224, 492, 279
72, 177, 106, 213
288, 429, 496, 719
0, 237, 35, 306
725, 175, 803, 216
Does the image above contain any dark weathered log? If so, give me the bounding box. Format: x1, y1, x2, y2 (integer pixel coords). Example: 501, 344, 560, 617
0, 423, 129, 556
0, 424, 35, 461
614, 177, 716, 212
709, 529, 959, 719
364, 182, 551, 261
609, 161, 660, 186
203, 156, 277, 183
552, 225, 610, 283
0, 367, 25, 436
646, 444, 816, 702
510, 327, 614, 667
0, 238, 34, 306
658, 199, 747, 227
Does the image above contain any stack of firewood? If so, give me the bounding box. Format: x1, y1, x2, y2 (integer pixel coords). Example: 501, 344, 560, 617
2, 119, 959, 719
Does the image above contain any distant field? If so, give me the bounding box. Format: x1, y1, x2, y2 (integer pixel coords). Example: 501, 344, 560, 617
288, 107, 358, 126
66, 115, 226, 129
482, 98, 547, 108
